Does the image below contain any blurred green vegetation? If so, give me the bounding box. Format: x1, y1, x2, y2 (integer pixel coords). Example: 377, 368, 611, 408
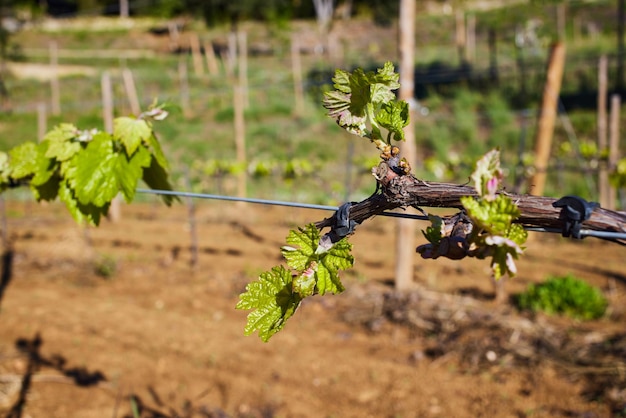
516, 274, 608, 320
0, 0, 623, 207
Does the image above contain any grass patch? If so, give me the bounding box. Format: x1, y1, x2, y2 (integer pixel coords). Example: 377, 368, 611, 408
516, 274, 608, 320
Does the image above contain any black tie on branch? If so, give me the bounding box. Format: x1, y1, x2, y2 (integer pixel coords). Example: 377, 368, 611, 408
552, 195, 600, 239
327, 202, 359, 243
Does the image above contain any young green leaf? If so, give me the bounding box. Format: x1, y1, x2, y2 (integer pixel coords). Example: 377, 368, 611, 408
315, 238, 352, 295
469, 148, 503, 200
422, 215, 444, 245
70, 132, 120, 207
323, 61, 408, 144
141, 155, 177, 205
236, 265, 302, 342
281, 224, 320, 271
461, 195, 520, 236
43, 123, 78, 143
376, 101, 409, 142
114, 117, 152, 155
9, 142, 39, 180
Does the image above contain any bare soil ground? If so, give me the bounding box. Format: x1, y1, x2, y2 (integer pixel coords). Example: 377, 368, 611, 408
0, 200, 624, 418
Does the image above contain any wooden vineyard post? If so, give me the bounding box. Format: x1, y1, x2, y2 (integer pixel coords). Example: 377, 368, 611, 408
395, 0, 417, 292
237, 31, 249, 108
122, 68, 141, 116
101, 72, 114, 134
178, 58, 191, 118
455, 9, 466, 64
49, 41, 60, 116
234, 83, 247, 201
37, 102, 46, 142
529, 42, 566, 196
203, 40, 220, 76
226, 32, 237, 79
119, 0, 129, 18
466, 13, 476, 65
618, 0, 625, 91
608, 94, 621, 209
190, 33, 204, 77
291, 35, 305, 116
101, 71, 121, 222
598, 55, 610, 207
184, 169, 198, 268
168, 21, 180, 52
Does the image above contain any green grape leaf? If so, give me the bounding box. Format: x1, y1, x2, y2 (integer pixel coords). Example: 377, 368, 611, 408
323, 90, 368, 137
9, 142, 40, 180
461, 194, 520, 235
292, 263, 316, 297
117, 146, 152, 203
70, 132, 119, 207
376, 101, 409, 142
58, 180, 109, 225
236, 265, 302, 342
331, 68, 351, 93
114, 117, 152, 155
347, 68, 373, 116
0, 152, 10, 189
316, 238, 352, 295
422, 215, 444, 245
44, 135, 82, 163
43, 123, 77, 143
31, 173, 61, 201
469, 148, 503, 200
369, 61, 401, 101
485, 234, 525, 280
281, 224, 320, 271
147, 133, 169, 170
323, 62, 406, 142
142, 155, 177, 205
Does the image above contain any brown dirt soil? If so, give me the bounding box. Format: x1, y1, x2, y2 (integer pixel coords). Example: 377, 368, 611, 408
0, 200, 624, 418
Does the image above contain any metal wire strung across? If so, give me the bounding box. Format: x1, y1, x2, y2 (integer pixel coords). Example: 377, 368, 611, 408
136, 188, 626, 242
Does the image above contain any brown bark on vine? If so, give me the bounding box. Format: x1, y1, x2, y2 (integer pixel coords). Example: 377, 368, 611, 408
315, 162, 626, 245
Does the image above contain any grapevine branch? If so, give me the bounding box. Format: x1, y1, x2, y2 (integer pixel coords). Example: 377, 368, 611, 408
237, 62, 626, 342
316, 160, 626, 244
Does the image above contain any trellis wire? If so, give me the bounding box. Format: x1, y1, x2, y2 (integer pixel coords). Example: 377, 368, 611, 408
136, 188, 429, 221
136, 188, 626, 241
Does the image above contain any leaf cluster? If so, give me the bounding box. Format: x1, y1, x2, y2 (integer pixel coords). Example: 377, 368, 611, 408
460, 150, 527, 279
236, 224, 353, 342
322, 61, 409, 145
516, 274, 607, 320
0, 108, 176, 225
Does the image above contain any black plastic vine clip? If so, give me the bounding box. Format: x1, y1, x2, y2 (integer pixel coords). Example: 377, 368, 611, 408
329, 202, 358, 242
552, 195, 599, 239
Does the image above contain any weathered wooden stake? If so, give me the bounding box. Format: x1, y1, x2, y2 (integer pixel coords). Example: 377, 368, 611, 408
291, 35, 305, 116
608, 94, 621, 209
184, 169, 198, 268
226, 32, 237, 78
101, 71, 114, 133
37, 102, 47, 142
395, 0, 418, 292
465, 13, 476, 64
234, 84, 247, 201
101, 71, 121, 222
190, 33, 204, 77
203, 40, 220, 76
455, 9, 466, 64
178, 58, 191, 118
49, 41, 61, 116
529, 42, 566, 196
237, 31, 249, 108
122, 68, 141, 116
598, 55, 610, 207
